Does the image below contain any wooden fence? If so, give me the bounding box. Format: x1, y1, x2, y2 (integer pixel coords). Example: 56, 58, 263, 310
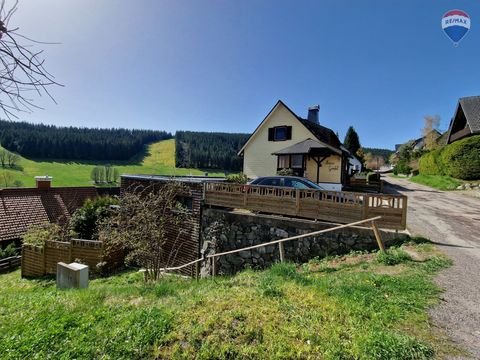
204, 183, 407, 230
0, 255, 21, 273
344, 178, 383, 193
21, 239, 123, 277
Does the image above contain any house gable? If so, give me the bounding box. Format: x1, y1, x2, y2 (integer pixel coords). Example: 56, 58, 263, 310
241, 101, 325, 179
447, 96, 480, 144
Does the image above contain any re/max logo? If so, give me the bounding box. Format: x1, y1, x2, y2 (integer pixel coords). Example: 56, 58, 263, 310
444, 18, 468, 25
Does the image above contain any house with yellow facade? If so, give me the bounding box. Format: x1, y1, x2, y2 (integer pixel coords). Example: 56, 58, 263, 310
238, 100, 350, 191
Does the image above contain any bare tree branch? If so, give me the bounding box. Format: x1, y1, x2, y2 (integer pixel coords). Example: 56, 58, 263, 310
0, 1, 62, 119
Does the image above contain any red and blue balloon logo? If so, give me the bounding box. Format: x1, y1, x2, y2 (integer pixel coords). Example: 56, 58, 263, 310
442, 10, 470, 45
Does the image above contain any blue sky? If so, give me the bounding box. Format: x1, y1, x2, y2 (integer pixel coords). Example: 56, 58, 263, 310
11, 0, 480, 149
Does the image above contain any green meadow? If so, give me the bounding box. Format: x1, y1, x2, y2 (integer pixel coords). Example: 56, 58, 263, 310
0, 139, 223, 187
0, 241, 460, 359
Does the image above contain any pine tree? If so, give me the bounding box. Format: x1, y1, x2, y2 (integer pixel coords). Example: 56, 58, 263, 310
343, 126, 361, 155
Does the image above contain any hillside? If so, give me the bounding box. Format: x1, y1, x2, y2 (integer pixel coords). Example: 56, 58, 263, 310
0, 120, 172, 161
363, 147, 394, 161
0, 139, 223, 187
176, 131, 249, 171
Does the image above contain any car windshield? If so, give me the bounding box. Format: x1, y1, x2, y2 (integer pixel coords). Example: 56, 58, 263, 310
301, 179, 324, 190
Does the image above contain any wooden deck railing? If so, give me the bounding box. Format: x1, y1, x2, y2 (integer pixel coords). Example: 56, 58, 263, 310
204, 183, 407, 230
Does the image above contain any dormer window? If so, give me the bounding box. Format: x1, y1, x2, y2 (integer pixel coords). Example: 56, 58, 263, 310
268, 126, 292, 141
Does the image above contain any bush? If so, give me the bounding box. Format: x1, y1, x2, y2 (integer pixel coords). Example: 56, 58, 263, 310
419, 149, 444, 176
0, 243, 17, 259
367, 172, 380, 183
226, 173, 248, 184
277, 168, 294, 176
440, 135, 480, 180
393, 160, 412, 175
22, 223, 65, 247
70, 196, 119, 240
377, 248, 412, 266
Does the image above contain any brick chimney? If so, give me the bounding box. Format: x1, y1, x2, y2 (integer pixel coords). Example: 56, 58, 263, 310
307, 105, 320, 124
35, 176, 52, 189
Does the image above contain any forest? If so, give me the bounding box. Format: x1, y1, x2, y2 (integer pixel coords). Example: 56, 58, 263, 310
362, 147, 394, 161
0, 120, 172, 161
175, 131, 249, 171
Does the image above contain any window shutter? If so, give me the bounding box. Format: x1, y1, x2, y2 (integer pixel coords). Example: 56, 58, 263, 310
268, 128, 274, 141
286, 126, 292, 140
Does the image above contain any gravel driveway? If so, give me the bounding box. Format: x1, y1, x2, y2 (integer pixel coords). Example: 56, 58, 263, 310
384, 176, 480, 359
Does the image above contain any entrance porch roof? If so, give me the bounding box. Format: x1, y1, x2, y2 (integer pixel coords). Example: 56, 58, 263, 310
272, 138, 342, 156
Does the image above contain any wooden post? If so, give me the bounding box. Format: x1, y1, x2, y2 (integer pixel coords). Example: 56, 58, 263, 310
295, 189, 300, 215
401, 196, 407, 230
363, 194, 370, 220
278, 242, 285, 263
371, 221, 386, 252
211, 257, 215, 279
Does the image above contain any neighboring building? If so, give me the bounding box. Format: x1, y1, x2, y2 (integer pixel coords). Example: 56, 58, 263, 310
0, 176, 98, 244
348, 155, 362, 175
447, 96, 480, 144
411, 129, 442, 151
238, 101, 350, 191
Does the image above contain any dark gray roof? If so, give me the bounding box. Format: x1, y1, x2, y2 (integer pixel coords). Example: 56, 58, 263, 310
272, 139, 341, 156
459, 96, 480, 133
121, 174, 226, 184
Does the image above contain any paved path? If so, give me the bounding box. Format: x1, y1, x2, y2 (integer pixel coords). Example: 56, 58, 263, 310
384, 176, 480, 359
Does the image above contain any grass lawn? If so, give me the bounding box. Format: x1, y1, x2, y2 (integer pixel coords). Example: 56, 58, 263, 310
0, 139, 224, 187
0, 241, 460, 359
410, 174, 462, 191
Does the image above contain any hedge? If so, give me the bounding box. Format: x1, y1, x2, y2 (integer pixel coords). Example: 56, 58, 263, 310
418, 149, 444, 176
418, 135, 480, 180
440, 135, 480, 180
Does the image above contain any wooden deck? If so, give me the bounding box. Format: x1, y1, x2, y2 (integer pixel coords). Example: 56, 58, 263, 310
204, 183, 407, 230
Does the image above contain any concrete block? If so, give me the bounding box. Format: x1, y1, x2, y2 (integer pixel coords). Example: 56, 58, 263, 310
57, 262, 89, 289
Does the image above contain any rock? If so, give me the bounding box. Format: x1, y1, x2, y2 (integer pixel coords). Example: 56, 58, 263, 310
456, 185, 465, 190
343, 237, 356, 246
275, 229, 289, 238
229, 255, 244, 265
239, 250, 251, 259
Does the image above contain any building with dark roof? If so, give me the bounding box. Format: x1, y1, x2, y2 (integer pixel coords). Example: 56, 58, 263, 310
237, 100, 350, 191
447, 96, 480, 144
0, 177, 98, 243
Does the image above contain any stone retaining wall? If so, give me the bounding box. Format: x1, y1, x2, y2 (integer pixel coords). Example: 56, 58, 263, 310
201, 209, 407, 275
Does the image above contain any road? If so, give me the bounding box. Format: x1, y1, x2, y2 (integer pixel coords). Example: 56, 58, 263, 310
384, 176, 480, 359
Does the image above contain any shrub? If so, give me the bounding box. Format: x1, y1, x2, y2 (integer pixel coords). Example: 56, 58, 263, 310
0, 243, 17, 259
419, 149, 444, 176
22, 223, 65, 247
393, 160, 412, 175
226, 173, 248, 184
377, 248, 412, 266
440, 135, 480, 180
367, 172, 380, 183
70, 196, 119, 240
277, 168, 294, 176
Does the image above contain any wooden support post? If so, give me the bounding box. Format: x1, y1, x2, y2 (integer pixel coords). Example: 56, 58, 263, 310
278, 242, 285, 263
295, 188, 300, 215
211, 257, 215, 279
371, 221, 386, 252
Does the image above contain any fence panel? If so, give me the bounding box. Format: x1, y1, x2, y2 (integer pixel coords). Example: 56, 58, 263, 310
205, 183, 406, 230
21, 245, 45, 277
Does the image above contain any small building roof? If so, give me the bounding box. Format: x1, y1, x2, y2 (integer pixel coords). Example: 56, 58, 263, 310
272, 139, 342, 156
0, 187, 98, 242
